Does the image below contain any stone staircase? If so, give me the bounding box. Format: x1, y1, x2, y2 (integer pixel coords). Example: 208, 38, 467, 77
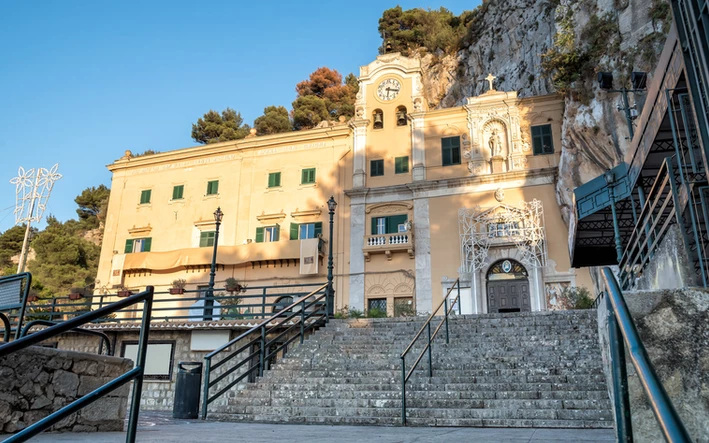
213, 310, 613, 428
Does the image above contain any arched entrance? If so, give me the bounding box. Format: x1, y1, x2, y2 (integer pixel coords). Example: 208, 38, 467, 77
486, 259, 531, 313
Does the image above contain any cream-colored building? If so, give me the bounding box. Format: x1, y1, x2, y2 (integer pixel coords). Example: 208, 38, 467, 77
96, 53, 590, 316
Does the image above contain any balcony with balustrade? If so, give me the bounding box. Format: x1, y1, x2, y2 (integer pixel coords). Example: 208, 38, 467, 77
362, 232, 414, 261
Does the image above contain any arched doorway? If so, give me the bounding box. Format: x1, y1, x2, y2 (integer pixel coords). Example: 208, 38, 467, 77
486, 259, 531, 313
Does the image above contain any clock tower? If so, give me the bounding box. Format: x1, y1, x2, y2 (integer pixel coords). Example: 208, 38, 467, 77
350, 53, 427, 188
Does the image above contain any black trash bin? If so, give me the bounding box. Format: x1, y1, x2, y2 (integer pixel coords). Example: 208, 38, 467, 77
173, 361, 202, 419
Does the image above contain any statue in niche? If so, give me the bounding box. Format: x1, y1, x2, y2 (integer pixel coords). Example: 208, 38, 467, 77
489, 129, 503, 157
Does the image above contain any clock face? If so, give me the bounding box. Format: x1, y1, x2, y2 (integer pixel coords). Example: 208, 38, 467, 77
377, 79, 401, 101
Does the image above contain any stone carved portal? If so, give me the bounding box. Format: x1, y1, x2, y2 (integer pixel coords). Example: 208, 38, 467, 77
458, 200, 548, 314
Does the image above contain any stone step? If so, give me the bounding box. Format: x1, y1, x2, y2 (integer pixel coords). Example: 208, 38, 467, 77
236, 387, 611, 401
210, 412, 612, 428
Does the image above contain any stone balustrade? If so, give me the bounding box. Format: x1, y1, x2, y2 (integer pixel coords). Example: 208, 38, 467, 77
363, 232, 414, 261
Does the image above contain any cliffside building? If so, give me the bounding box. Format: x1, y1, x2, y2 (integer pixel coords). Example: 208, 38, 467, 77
97, 53, 591, 316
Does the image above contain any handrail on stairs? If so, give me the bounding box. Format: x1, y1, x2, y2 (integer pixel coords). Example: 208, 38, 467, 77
600, 268, 692, 442
201, 283, 328, 419
0, 287, 154, 443
399, 278, 460, 426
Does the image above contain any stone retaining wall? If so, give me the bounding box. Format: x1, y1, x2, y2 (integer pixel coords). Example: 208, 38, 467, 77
0, 346, 133, 434
597, 287, 709, 442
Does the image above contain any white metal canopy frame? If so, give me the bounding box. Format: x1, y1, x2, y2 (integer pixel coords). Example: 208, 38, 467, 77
10, 164, 62, 273
458, 199, 548, 276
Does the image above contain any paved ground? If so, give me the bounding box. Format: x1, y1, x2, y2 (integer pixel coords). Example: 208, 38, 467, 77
22, 412, 615, 443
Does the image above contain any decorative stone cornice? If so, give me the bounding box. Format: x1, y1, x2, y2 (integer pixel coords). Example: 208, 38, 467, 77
257, 212, 287, 223
290, 209, 322, 218
128, 225, 152, 235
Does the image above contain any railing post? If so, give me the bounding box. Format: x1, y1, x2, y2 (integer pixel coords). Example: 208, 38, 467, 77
49, 298, 56, 322
300, 300, 305, 344
427, 322, 433, 378
259, 327, 266, 377
201, 357, 211, 420
444, 298, 450, 345
126, 287, 153, 443
606, 292, 633, 443
400, 356, 407, 426
261, 288, 267, 319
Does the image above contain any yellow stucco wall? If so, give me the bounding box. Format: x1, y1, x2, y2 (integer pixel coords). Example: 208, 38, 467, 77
96, 53, 590, 316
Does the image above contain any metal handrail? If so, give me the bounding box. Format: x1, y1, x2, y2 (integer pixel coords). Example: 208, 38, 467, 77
399, 278, 460, 425
601, 268, 692, 442
20, 319, 113, 355
618, 156, 683, 289
201, 283, 328, 419
19, 282, 326, 324
0, 312, 10, 343
0, 287, 154, 443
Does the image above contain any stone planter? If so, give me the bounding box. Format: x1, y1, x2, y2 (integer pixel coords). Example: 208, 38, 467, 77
117, 290, 133, 298
169, 288, 184, 295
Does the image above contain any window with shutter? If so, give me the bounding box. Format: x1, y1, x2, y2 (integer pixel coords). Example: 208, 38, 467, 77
206, 180, 219, 195
395, 156, 409, 174
140, 190, 151, 204
255, 227, 264, 243
531, 124, 554, 155
371, 215, 407, 234
125, 237, 151, 253
199, 231, 216, 247
172, 185, 184, 200
301, 168, 316, 184
370, 159, 384, 177
290, 223, 299, 240
441, 136, 461, 166
268, 172, 281, 188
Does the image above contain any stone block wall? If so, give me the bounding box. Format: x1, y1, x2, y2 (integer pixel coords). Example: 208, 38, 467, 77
0, 346, 133, 434
597, 287, 709, 442
51, 328, 262, 413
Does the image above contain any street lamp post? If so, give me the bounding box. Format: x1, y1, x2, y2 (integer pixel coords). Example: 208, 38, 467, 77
604, 171, 624, 264
206, 207, 224, 321
326, 196, 337, 317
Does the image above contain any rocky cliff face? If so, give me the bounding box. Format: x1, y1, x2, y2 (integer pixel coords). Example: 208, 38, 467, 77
418, 0, 671, 224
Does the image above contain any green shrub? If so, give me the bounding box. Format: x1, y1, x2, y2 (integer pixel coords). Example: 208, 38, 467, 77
366, 307, 388, 318
560, 286, 594, 310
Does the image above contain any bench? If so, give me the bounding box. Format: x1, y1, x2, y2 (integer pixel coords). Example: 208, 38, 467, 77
0, 272, 32, 342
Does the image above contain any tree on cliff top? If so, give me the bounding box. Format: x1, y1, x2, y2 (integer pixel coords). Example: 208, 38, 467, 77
75, 185, 110, 230
191, 108, 251, 144
254, 106, 292, 135
291, 67, 358, 130
378, 6, 473, 56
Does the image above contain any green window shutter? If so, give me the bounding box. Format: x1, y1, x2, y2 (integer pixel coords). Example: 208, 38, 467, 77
301, 168, 315, 184
206, 180, 219, 195
124, 239, 134, 253
199, 231, 213, 247
140, 190, 151, 204
172, 185, 184, 200
273, 225, 280, 241
370, 159, 384, 177
268, 172, 281, 188
143, 237, 152, 252
371, 218, 377, 235
290, 223, 299, 240
255, 227, 264, 243
387, 215, 408, 234
395, 156, 409, 174
314, 222, 322, 237
451, 137, 461, 164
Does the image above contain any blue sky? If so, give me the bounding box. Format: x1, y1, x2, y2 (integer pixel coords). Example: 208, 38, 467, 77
0, 1, 478, 234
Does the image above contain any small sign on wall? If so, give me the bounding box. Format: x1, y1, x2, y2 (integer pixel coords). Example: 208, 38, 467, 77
190, 330, 231, 351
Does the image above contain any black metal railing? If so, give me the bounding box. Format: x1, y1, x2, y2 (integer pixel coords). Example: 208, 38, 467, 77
0, 272, 32, 342
618, 156, 683, 289
600, 268, 692, 442
399, 278, 460, 426
200, 283, 328, 419
0, 287, 154, 442
13, 282, 326, 326
20, 319, 113, 355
